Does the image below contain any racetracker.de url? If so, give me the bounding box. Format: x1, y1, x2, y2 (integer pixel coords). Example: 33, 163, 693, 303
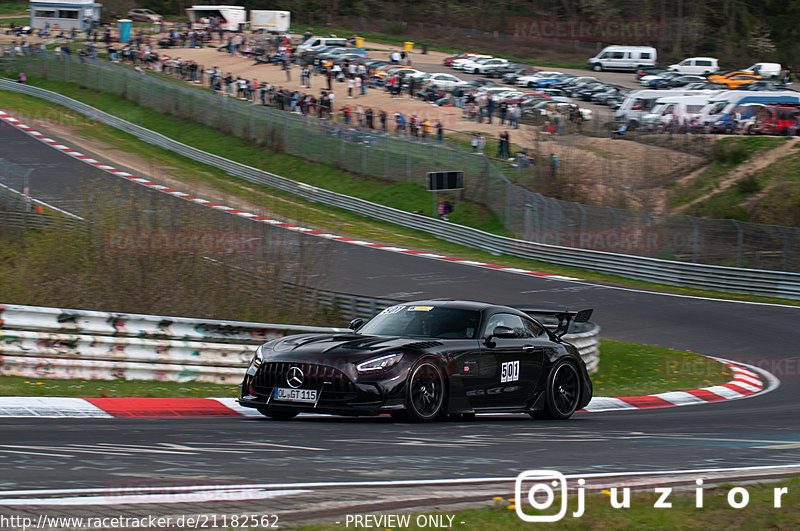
0, 513, 280, 530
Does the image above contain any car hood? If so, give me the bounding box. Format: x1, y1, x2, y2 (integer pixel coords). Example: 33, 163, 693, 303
262, 333, 447, 364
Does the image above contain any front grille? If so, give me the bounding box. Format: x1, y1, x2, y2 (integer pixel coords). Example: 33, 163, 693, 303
253, 362, 358, 401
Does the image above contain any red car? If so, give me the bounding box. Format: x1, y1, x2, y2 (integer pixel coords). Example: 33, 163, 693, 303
753, 105, 800, 135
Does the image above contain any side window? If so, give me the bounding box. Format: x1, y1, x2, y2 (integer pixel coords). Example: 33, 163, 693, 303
680, 59, 690, 66
484, 313, 533, 339
640, 52, 651, 59
523, 319, 545, 337
611, 52, 625, 59
697, 60, 711, 67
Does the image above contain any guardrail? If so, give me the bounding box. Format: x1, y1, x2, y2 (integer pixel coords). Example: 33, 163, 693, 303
0, 303, 599, 382
1, 80, 797, 299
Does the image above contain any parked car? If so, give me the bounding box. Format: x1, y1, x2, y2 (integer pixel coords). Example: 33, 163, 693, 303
667, 57, 719, 75
743, 62, 782, 79
502, 67, 541, 83
516, 71, 564, 88
452, 55, 493, 70
423, 73, 465, 91
461, 58, 510, 75
443, 53, 483, 67
485, 62, 532, 79
127, 8, 163, 23
587, 45, 657, 71
752, 105, 800, 135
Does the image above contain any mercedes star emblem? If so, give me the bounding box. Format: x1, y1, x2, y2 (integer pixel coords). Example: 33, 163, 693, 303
287, 366, 304, 388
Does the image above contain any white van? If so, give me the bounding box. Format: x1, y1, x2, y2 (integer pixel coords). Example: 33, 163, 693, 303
615, 89, 708, 126
642, 95, 711, 129
296, 36, 349, 54
667, 57, 719, 75
587, 46, 657, 72
743, 62, 782, 78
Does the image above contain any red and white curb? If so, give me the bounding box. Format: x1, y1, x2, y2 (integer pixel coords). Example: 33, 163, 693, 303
0, 359, 776, 418
581, 357, 777, 412
0, 110, 576, 282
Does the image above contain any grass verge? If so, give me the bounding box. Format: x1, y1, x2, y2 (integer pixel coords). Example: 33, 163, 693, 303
670, 137, 787, 208
0, 340, 732, 398
290, 477, 800, 529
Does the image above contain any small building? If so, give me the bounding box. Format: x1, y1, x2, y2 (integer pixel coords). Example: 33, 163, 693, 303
29, 0, 101, 31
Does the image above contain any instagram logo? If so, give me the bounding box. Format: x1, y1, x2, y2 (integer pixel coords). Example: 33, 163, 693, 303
515, 470, 585, 522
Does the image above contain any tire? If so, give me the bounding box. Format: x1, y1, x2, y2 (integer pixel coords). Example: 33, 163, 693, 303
403, 358, 447, 422
537, 359, 581, 420
592, 64, 603, 72
257, 406, 299, 420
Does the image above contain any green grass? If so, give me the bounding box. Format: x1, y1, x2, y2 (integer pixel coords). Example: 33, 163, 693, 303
0, 375, 240, 397
670, 137, 788, 208
291, 477, 800, 529
1, 82, 798, 307
592, 339, 731, 396
0, 340, 731, 398
0, 2, 27, 15
0, 16, 27, 25
693, 150, 800, 226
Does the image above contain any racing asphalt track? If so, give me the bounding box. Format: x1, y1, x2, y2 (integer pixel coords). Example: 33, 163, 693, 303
1, 116, 799, 521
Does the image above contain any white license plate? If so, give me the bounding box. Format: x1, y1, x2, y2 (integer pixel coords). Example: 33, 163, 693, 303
273, 387, 318, 404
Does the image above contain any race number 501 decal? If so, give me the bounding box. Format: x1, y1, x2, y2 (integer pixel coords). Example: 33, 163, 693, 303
501, 360, 520, 383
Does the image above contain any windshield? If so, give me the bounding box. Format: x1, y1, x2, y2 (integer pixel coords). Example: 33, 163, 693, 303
358, 305, 481, 339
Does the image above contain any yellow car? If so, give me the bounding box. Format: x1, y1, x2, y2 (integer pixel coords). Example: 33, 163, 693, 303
717, 73, 763, 88
707, 70, 750, 83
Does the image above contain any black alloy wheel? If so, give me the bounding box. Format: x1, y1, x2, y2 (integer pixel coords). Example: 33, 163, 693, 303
540, 360, 581, 419
405, 359, 446, 422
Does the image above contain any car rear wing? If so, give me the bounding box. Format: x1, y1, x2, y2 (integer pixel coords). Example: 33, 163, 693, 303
511, 306, 593, 338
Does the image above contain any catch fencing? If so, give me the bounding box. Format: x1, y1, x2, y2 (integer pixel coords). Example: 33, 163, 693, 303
2, 51, 799, 273
0, 303, 600, 383
0, 78, 798, 298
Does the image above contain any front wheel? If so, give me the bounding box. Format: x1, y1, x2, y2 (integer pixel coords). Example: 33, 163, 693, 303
403, 358, 446, 422
592, 64, 602, 72
539, 360, 581, 419
257, 406, 299, 420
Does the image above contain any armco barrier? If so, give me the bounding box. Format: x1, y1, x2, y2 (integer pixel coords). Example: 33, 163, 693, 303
3, 80, 795, 298
0, 304, 599, 381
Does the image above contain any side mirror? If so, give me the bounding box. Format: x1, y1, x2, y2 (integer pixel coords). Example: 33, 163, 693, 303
349, 318, 364, 331
485, 325, 516, 346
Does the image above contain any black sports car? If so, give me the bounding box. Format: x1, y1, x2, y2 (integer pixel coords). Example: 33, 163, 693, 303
238, 300, 593, 422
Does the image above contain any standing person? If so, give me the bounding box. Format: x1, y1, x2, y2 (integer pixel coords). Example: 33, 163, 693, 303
486, 93, 495, 124
283, 59, 291, 81
325, 67, 333, 91
353, 75, 361, 97
499, 99, 508, 125
436, 120, 443, 142
784, 66, 793, 84
498, 130, 510, 159
471, 132, 479, 152
379, 109, 387, 132
551, 153, 559, 177
347, 76, 354, 98
301, 65, 310, 88
365, 107, 374, 129
510, 103, 521, 129
408, 75, 416, 99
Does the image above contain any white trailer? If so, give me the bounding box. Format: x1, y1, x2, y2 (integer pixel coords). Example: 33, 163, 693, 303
186, 5, 246, 31
250, 10, 290, 33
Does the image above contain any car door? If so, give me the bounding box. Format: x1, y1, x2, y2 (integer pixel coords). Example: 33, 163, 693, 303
462, 312, 546, 410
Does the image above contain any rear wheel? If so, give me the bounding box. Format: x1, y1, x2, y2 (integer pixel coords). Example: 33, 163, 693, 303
537, 359, 581, 420
403, 358, 446, 422
257, 406, 299, 420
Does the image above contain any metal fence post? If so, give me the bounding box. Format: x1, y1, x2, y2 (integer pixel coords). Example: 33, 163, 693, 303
687, 215, 699, 263
406, 140, 411, 179
732, 219, 743, 267
644, 211, 655, 257
577, 203, 587, 249
775, 225, 788, 271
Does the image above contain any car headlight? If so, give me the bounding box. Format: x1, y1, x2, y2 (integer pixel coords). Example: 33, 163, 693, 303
246, 345, 265, 375
356, 353, 403, 373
